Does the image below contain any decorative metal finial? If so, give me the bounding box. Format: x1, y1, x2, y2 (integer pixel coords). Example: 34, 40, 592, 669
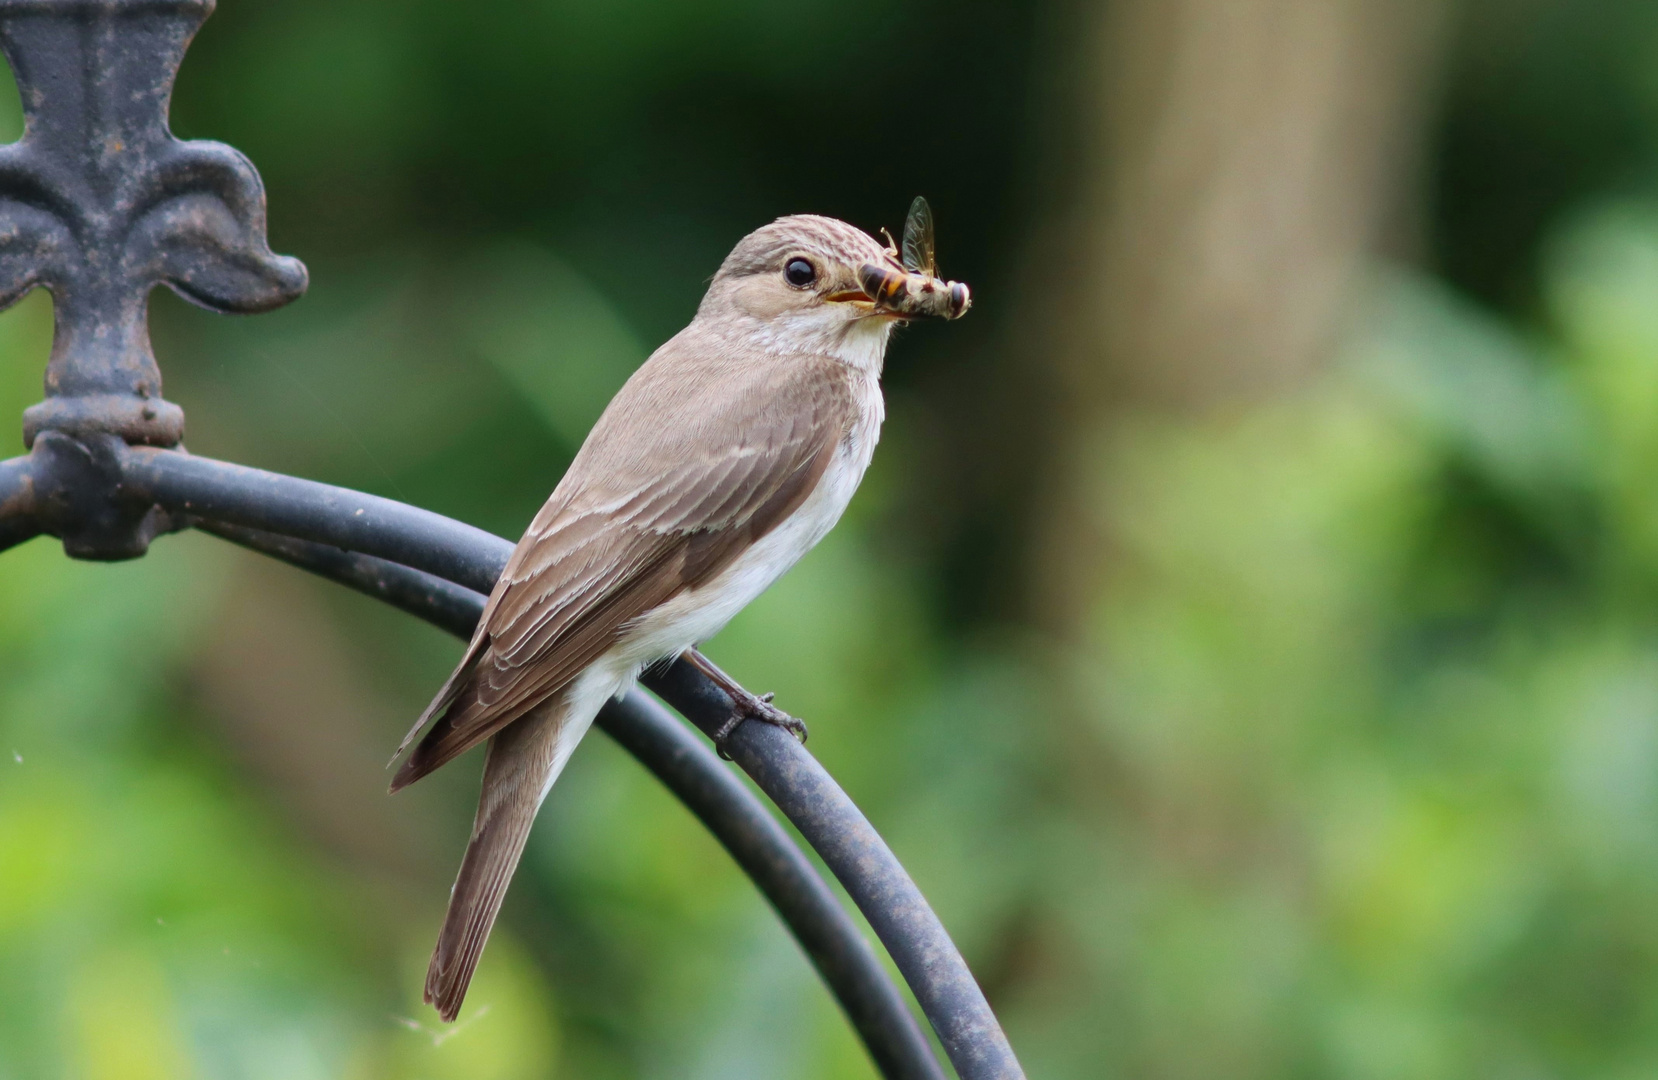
0, 0, 306, 450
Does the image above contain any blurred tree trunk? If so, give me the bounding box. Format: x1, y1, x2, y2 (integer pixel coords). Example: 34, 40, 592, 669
193, 554, 450, 892
1020, 0, 1450, 635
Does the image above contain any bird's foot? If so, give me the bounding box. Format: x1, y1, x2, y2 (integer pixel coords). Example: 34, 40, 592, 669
684, 647, 810, 758
712, 688, 808, 759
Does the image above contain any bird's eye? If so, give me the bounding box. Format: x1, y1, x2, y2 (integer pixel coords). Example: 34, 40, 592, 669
784, 258, 816, 288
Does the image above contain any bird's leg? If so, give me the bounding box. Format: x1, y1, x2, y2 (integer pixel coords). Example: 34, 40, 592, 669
684, 648, 808, 757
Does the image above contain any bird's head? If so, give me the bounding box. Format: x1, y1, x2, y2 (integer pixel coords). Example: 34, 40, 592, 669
699, 214, 970, 363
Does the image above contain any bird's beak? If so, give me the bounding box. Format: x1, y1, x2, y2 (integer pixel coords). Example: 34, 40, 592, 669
825, 263, 972, 320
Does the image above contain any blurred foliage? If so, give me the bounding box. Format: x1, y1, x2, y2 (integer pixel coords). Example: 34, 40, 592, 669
6, 0, 1658, 1078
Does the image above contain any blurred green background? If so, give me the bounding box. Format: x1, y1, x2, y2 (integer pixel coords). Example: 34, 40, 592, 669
6, 0, 1658, 1076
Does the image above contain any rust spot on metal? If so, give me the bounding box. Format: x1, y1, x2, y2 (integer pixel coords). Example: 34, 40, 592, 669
0, 471, 32, 518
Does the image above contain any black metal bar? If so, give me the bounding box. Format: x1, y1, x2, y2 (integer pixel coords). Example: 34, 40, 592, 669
119, 445, 1021, 1078
194, 518, 492, 638
596, 695, 952, 1080
190, 516, 948, 1080
650, 661, 1023, 1080
123, 448, 506, 594
0, 453, 39, 551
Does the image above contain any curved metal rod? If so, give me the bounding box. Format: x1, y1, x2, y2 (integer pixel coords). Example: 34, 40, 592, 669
194, 519, 492, 640
196, 518, 948, 1080
601, 695, 952, 1080
123, 448, 507, 593
0, 454, 39, 552
6, 456, 951, 1078
38, 444, 1024, 1080
650, 661, 1025, 1080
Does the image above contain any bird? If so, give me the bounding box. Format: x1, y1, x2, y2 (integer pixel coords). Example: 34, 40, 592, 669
389, 209, 970, 1022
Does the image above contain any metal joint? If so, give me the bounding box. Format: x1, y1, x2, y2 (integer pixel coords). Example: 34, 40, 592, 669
29, 430, 180, 556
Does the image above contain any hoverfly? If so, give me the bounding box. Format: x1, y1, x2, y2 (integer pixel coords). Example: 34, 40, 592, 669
860, 196, 972, 320
901, 194, 939, 277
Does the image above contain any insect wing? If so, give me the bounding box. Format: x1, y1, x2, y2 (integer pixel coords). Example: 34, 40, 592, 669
901, 195, 937, 276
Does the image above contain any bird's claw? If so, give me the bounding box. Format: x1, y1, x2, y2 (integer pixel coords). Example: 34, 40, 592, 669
713, 689, 808, 759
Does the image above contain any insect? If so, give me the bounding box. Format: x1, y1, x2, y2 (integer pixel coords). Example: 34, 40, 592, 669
861, 196, 971, 320
901, 195, 939, 277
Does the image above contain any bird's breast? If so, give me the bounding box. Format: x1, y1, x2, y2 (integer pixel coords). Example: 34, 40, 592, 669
617, 374, 885, 662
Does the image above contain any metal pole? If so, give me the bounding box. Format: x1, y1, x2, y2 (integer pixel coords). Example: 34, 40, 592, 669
598, 694, 953, 1080
128, 449, 506, 593
652, 661, 1025, 1080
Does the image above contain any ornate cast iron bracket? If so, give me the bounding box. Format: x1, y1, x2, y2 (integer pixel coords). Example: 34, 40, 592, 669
0, 0, 305, 456
0, 3, 1025, 1079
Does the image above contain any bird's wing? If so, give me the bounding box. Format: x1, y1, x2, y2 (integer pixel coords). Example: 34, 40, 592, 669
390, 344, 854, 789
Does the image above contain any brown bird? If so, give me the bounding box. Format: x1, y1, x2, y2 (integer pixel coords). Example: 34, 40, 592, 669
390, 209, 970, 1021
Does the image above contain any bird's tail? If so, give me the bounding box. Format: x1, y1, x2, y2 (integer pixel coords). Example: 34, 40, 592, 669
425, 698, 579, 1022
